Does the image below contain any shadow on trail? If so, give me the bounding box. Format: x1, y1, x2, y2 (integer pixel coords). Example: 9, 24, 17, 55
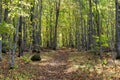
28, 50, 102, 80
1, 49, 119, 80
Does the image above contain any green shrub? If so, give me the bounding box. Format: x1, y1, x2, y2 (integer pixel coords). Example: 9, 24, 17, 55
31, 54, 41, 61
21, 54, 31, 63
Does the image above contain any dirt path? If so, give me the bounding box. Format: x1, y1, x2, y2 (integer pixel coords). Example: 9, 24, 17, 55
1, 49, 120, 80
29, 49, 102, 80
34, 50, 74, 80
29, 50, 120, 80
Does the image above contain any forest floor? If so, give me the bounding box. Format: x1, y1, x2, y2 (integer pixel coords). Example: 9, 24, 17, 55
0, 48, 120, 80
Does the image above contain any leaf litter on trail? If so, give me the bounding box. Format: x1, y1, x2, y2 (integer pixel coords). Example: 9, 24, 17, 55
0, 49, 120, 80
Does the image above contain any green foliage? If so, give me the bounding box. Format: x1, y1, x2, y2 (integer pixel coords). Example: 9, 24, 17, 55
102, 59, 107, 65
2, 40, 9, 50
92, 34, 109, 53
5, 71, 31, 80
13, 72, 29, 80
14, 63, 19, 69
21, 54, 31, 63
7, 0, 32, 18
0, 22, 14, 34
4, 77, 10, 80
94, 34, 109, 48
100, 35, 109, 47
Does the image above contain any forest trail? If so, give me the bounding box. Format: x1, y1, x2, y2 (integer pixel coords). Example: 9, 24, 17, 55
0, 49, 120, 80
31, 49, 82, 80
27, 49, 120, 80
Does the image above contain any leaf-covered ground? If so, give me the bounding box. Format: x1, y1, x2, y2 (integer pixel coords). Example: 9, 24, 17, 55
0, 48, 120, 80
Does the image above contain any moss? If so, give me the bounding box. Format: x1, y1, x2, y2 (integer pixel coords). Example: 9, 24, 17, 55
31, 54, 41, 61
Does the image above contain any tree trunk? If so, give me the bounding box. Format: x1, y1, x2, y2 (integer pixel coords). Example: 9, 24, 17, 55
75, 16, 81, 51
3, 0, 8, 22
18, 16, 23, 57
53, 0, 60, 50
2, 0, 9, 54
0, 35, 2, 61
79, 0, 84, 49
115, 0, 120, 59
49, 1, 53, 49
88, 0, 93, 50
11, 18, 19, 68
31, 5, 37, 51
0, 0, 2, 61
96, 2, 102, 57
23, 18, 27, 51
37, 0, 42, 50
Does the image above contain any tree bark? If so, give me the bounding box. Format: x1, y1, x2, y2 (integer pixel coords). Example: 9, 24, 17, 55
115, 0, 120, 59
79, 0, 84, 49
49, 1, 53, 49
11, 18, 19, 68
0, 0, 2, 61
53, 0, 60, 50
37, 0, 42, 50
31, 5, 37, 51
23, 18, 27, 51
96, 2, 102, 57
18, 16, 23, 57
88, 0, 93, 50
3, 0, 8, 22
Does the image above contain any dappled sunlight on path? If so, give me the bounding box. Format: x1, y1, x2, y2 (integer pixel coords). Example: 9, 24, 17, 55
29, 49, 84, 80
1, 49, 120, 80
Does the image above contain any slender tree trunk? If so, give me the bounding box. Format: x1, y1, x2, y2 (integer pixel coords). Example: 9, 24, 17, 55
53, 0, 60, 50
18, 16, 23, 57
46, 15, 50, 48
8, 36, 12, 65
76, 26, 81, 51
2, 0, 9, 54
23, 18, 27, 51
84, 20, 88, 51
31, 5, 36, 51
115, 0, 120, 59
69, 10, 74, 48
62, 32, 65, 47
0, 0, 2, 61
49, 6, 53, 49
37, 0, 42, 50
0, 35, 2, 61
88, 0, 93, 49
11, 18, 19, 68
79, 0, 84, 49
75, 17, 78, 49
75, 16, 81, 51
96, 2, 102, 57
69, 26, 74, 48
3, 0, 8, 22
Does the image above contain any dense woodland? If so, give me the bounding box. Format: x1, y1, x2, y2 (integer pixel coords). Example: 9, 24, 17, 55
0, 0, 120, 80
